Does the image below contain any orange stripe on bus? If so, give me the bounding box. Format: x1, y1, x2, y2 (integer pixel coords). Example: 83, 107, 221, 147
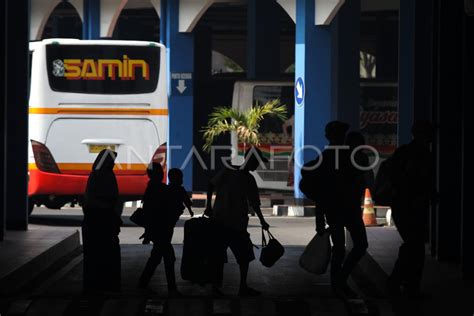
29, 162, 149, 171
29, 108, 168, 116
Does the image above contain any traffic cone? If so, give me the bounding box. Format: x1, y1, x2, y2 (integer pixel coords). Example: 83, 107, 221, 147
362, 188, 378, 226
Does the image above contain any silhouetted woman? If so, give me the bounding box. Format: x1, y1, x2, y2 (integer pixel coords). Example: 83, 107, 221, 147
82, 149, 122, 294
138, 163, 181, 296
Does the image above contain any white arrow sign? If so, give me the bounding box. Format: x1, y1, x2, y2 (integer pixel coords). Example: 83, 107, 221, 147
296, 81, 303, 99
176, 80, 187, 94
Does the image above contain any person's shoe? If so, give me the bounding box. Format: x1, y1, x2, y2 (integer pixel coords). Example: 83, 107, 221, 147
212, 285, 225, 297
238, 286, 261, 297
387, 276, 402, 298
332, 284, 349, 300
402, 286, 424, 299
331, 276, 351, 300
340, 284, 358, 299
137, 283, 157, 294
168, 288, 183, 298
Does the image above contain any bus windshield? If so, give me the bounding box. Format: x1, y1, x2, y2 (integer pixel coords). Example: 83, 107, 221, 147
46, 44, 160, 94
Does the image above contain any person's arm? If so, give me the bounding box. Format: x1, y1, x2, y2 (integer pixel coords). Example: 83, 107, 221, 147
204, 182, 214, 217
247, 175, 269, 230
183, 190, 194, 217
315, 207, 326, 235
251, 202, 269, 230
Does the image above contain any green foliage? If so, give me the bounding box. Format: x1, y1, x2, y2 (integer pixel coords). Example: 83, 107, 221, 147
202, 99, 287, 152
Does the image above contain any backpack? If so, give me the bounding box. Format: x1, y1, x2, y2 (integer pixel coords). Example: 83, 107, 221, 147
299, 159, 321, 201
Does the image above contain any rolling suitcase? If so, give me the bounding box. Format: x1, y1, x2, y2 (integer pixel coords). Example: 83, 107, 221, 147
180, 216, 214, 284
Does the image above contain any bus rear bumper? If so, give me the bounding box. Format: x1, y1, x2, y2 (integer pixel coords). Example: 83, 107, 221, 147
28, 169, 148, 197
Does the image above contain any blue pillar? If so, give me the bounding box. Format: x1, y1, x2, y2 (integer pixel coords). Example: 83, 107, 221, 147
163, 0, 194, 190
398, 0, 415, 146
333, 0, 360, 131
247, 0, 280, 79
294, 0, 335, 199
83, 0, 100, 39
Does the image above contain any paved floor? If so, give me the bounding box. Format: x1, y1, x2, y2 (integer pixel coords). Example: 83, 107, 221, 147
0, 207, 385, 315
0, 243, 379, 315
363, 227, 474, 316
5, 207, 473, 315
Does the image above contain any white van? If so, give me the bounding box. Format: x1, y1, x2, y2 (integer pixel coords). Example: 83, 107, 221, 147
231, 81, 294, 191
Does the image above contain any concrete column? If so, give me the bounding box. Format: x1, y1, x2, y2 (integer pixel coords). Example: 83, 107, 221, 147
462, 10, 474, 280
5, 0, 29, 230
83, 0, 101, 39
247, 0, 280, 79
1, 0, 6, 241
162, 0, 194, 190
333, 0, 360, 131
293, 0, 336, 198
433, 0, 464, 262
398, 0, 416, 146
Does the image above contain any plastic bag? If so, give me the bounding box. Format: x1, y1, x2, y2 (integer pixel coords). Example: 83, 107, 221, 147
299, 232, 331, 275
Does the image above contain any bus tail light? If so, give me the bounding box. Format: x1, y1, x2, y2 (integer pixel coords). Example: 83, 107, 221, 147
31, 140, 61, 174
151, 142, 167, 169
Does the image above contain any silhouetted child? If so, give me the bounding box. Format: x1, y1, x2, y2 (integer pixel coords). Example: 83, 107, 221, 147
138, 164, 183, 296
168, 168, 194, 219
140, 168, 193, 245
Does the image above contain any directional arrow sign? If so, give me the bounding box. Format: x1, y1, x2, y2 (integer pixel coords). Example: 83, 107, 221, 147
176, 80, 187, 94
171, 72, 193, 96
295, 77, 305, 106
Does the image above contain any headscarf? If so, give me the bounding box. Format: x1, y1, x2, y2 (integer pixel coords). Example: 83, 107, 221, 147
147, 162, 164, 182
92, 149, 117, 173
84, 149, 119, 214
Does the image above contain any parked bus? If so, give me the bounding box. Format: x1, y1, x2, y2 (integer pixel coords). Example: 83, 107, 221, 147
28, 39, 167, 213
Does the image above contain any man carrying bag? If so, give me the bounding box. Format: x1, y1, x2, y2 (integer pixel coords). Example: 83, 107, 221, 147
299, 121, 368, 299
205, 147, 270, 297
260, 229, 285, 268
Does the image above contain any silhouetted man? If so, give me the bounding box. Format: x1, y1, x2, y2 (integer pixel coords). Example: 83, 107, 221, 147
302, 121, 367, 298
205, 147, 270, 296
346, 131, 375, 194
388, 121, 433, 298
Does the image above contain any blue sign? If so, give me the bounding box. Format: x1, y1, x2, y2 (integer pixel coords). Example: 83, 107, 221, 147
171, 72, 193, 96
295, 77, 305, 106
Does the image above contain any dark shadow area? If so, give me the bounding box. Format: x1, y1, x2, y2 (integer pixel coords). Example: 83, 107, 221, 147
192, 2, 295, 191
112, 7, 160, 42
41, 2, 82, 39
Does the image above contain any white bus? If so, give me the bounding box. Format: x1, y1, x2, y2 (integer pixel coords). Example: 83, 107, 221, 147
28, 39, 168, 213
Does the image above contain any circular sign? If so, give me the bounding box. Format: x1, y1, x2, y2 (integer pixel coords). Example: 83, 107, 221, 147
295, 77, 305, 106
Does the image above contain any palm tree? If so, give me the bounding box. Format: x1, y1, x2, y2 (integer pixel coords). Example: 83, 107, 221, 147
202, 99, 287, 152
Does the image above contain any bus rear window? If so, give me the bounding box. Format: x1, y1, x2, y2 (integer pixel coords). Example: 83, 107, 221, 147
46, 44, 159, 94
